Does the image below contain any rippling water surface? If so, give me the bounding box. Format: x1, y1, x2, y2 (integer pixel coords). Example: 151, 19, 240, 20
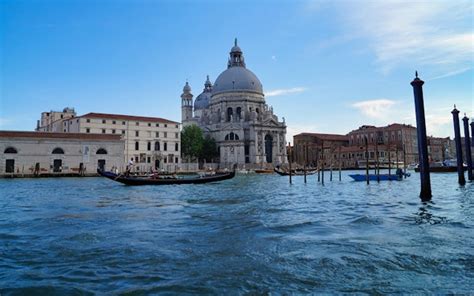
1, 171, 473, 294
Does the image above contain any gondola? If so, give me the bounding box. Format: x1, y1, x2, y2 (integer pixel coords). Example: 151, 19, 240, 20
273, 167, 318, 176
97, 167, 236, 186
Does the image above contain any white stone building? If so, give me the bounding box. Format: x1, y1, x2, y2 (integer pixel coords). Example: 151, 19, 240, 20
182, 40, 287, 168
63, 113, 181, 172
0, 131, 124, 177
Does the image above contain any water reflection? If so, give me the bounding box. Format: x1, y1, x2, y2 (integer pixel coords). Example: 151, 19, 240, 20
415, 202, 448, 225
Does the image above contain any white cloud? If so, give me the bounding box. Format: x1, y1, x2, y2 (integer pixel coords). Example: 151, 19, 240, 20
265, 87, 307, 97
339, 0, 473, 76
352, 99, 397, 119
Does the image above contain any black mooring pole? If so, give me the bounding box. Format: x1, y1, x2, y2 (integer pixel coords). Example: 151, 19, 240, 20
411, 72, 432, 200
365, 136, 369, 185
452, 106, 466, 185
462, 114, 473, 181
288, 142, 292, 185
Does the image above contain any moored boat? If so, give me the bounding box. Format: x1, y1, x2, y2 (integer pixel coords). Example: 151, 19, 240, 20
349, 168, 409, 181
414, 160, 467, 173
97, 167, 236, 185
274, 167, 318, 176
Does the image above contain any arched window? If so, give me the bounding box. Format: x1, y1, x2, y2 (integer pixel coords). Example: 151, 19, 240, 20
4, 147, 17, 154
236, 107, 242, 121
175, 143, 179, 151
164, 142, 167, 151
147, 142, 151, 151
227, 107, 233, 122
225, 132, 239, 141
155, 142, 160, 151
52, 147, 64, 154
96, 148, 107, 154
135, 141, 139, 151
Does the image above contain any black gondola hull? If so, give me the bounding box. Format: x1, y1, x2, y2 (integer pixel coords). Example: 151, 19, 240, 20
98, 169, 235, 185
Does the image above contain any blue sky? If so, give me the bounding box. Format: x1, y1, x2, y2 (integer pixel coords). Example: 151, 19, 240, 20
1, 0, 472, 141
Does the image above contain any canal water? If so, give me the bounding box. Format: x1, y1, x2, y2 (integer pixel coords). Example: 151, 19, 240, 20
1, 171, 473, 294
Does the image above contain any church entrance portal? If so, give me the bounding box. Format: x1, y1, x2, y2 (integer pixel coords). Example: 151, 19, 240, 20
265, 134, 273, 163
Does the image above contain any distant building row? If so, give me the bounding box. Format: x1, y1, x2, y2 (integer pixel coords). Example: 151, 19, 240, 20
292, 123, 469, 169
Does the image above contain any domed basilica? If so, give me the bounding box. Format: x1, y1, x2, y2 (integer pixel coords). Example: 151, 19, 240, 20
181, 39, 287, 168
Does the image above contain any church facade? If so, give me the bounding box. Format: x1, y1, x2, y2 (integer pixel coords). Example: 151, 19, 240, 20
181, 40, 287, 168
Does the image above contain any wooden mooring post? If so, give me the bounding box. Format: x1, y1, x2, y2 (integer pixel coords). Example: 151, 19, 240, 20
462, 114, 473, 181
411, 72, 432, 200
288, 142, 292, 184
365, 136, 369, 185
452, 106, 466, 186
321, 141, 325, 185
338, 146, 342, 181
304, 144, 307, 184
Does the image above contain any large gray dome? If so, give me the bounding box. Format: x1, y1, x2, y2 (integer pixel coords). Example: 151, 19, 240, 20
212, 66, 263, 95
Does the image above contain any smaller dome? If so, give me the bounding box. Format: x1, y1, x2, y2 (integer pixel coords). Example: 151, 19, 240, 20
194, 75, 213, 111
183, 81, 191, 93
194, 92, 211, 110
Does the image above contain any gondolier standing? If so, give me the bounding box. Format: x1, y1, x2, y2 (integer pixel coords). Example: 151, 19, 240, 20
126, 158, 134, 176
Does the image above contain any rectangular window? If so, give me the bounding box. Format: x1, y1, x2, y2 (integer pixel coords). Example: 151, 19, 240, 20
164, 124, 168, 128
175, 124, 179, 128
136, 122, 139, 126
122, 130, 125, 135
175, 157, 178, 163
156, 123, 159, 127
164, 132, 167, 138
112, 129, 116, 134
147, 142, 151, 151
135, 141, 139, 150
135, 131, 139, 137
147, 157, 151, 163
148, 123, 151, 127
156, 132, 159, 138
112, 120, 116, 124
102, 119, 106, 124
86, 128, 90, 133
175, 133, 179, 138
122, 121, 126, 125
102, 129, 106, 134
135, 156, 139, 163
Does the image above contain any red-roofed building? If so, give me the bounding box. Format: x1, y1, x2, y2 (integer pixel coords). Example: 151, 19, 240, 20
35, 109, 181, 172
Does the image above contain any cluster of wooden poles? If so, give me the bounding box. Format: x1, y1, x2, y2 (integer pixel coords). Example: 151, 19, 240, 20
412, 72, 473, 202
286, 140, 408, 185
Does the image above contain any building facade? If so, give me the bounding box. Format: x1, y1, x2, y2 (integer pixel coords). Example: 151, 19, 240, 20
181, 40, 287, 168
293, 123, 419, 169
293, 133, 349, 168
36, 110, 181, 172
0, 131, 124, 177
67, 113, 181, 172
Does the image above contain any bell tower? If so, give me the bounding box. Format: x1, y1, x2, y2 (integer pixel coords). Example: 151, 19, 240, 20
181, 81, 193, 122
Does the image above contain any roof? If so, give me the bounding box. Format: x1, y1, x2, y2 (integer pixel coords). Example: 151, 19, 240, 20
294, 133, 349, 142
212, 66, 263, 95
0, 131, 123, 141
80, 112, 179, 124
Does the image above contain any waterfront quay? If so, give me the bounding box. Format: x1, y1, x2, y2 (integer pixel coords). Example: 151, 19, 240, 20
1, 172, 472, 294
